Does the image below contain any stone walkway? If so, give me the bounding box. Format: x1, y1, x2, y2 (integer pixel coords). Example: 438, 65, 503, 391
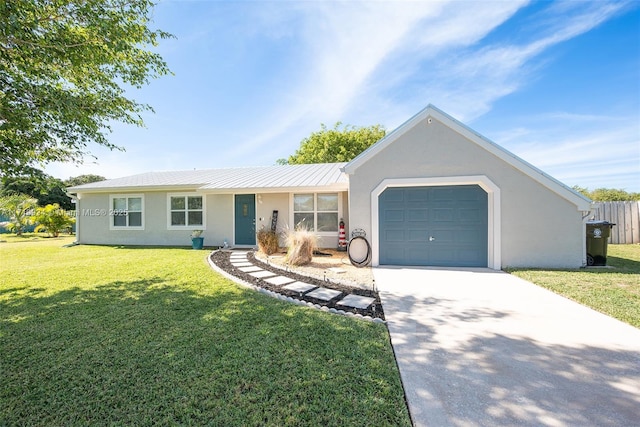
208, 250, 384, 322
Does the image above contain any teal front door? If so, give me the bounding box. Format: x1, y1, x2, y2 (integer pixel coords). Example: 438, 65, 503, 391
235, 194, 256, 245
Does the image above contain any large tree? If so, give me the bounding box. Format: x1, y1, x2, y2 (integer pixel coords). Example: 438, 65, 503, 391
282, 122, 386, 165
1, 166, 73, 209
0, 0, 172, 176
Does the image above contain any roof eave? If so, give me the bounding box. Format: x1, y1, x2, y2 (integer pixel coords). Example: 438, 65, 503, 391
198, 183, 349, 194
68, 184, 204, 194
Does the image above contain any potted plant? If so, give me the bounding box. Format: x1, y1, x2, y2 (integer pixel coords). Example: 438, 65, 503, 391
191, 230, 204, 249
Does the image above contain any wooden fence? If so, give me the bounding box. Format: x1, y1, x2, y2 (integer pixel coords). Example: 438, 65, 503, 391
589, 201, 640, 244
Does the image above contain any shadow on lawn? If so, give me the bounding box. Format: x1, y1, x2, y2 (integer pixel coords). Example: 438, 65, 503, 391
1, 279, 408, 426
605, 255, 640, 272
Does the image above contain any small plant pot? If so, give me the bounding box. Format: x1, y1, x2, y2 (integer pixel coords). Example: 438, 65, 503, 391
191, 237, 204, 250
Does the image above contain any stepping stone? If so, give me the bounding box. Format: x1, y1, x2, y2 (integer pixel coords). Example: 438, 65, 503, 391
336, 294, 375, 309
306, 287, 342, 301
264, 276, 295, 286
249, 270, 276, 278
238, 266, 263, 273
283, 282, 317, 293
230, 254, 248, 259
230, 261, 253, 267
328, 267, 346, 274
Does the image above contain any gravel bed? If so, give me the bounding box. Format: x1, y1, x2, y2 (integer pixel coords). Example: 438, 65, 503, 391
210, 250, 385, 320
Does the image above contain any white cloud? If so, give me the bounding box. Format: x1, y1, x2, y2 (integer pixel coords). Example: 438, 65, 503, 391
228, 0, 530, 156
494, 114, 640, 191
44, 0, 638, 192
399, 0, 631, 121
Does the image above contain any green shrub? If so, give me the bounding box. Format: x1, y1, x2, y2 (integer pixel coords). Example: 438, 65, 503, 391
33, 204, 75, 237
285, 228, 317, 266
256, 229, 279, 255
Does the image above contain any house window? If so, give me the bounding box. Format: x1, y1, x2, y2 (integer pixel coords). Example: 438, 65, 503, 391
168, 194, 204, 228
109, 195, 144, 229
293, 193, 339, 232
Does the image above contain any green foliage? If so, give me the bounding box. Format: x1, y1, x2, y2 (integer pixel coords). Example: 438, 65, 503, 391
0, 238, 411, 426
573, 186, 640, 201
0, 0, 173, 175
0, 166, 73, 210
64, 174, 107, 187
286, 122, 385, 164
33, 203, 75, 237
0, 193, 37, 235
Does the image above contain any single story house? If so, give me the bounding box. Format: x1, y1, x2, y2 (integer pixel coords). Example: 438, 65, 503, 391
68, 105, 594, 269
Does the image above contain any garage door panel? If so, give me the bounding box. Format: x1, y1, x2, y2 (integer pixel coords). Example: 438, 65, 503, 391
457, 228, 483, 243
379, 185, 488, 267
431, 187, 455, 201
431, 229, 454, 243
381, 188, 405, 202
433, 208, 454, 222
458, 249, 484, 264
407, 229, 429, 242
407, 187, 429, 200
384, 229, 405, 242
459, 208, 483, 222
384, 209, 404, 222
429, 248, 456, 264
407, 209, 428, 221
384, 245, 409, 264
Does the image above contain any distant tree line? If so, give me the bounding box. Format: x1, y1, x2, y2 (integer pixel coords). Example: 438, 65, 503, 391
573, 186, 640, 202
0, 167, 105, 210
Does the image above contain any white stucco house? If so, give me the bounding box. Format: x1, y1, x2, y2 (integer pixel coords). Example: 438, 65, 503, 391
68, 105, 594, 269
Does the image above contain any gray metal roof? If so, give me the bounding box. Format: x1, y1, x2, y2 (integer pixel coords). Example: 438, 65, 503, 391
68, 163, 348, 192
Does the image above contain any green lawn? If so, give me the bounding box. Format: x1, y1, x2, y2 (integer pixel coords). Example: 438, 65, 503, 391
0, 235, 411, 426
508, 244, 640, 328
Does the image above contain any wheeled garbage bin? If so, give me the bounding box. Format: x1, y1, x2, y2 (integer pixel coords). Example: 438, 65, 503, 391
586, 221, 615, 266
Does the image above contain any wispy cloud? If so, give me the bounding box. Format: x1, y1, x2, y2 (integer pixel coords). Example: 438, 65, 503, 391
495, 113, 639, 190
228, 0, 530, 157
410, 1, 631, 121
44, 0, 638, 190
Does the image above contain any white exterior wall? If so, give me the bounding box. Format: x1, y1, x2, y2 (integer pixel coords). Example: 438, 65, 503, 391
75, 191, 233, 247
348, 118, 585, 268
256, 193, 289, 247
76, 190, 348, 250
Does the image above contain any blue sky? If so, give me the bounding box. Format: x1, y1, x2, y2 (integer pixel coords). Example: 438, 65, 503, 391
46, 0, 640, 192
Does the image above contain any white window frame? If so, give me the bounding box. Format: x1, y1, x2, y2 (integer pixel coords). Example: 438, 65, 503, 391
167, 193, 206, 230
109, 194, 145, 230
291, 192, 341, 235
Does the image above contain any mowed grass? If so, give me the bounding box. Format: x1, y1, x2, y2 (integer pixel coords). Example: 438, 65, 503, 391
508, 244, 640, 328
0, 235, 411, 426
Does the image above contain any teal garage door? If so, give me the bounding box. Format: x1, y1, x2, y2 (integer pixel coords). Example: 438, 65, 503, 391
379, 185, 488, 267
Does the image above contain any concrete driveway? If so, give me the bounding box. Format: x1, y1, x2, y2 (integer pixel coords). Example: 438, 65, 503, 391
374, 267, 640, 427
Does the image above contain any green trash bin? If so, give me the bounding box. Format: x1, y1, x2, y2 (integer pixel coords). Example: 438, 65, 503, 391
586, 221, 615, 266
